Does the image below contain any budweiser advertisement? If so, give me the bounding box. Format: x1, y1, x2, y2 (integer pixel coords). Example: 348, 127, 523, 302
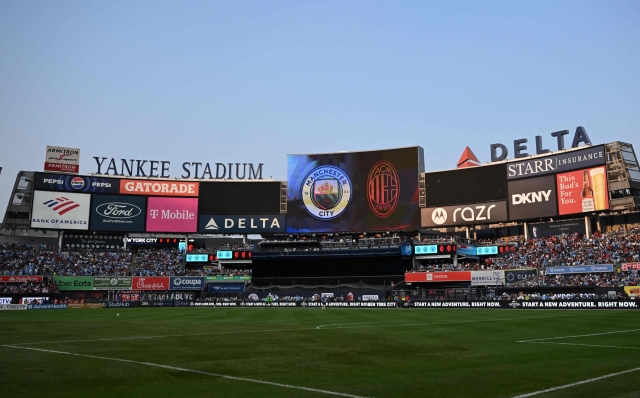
557, 166, 609, 215
132, 276, 170, 290
405, 271, 471, 282
44, 146, 80, 174
146, 197, 198, 233
31, 191, 91, 230
120, 179, 199, 197
0, 276, 43, 283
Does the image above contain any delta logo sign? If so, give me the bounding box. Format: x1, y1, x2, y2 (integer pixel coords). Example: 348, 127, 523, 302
31, 191, 90, 230
458, 126, 593, 166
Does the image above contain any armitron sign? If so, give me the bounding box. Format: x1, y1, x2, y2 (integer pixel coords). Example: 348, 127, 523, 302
45, 146, 80, 174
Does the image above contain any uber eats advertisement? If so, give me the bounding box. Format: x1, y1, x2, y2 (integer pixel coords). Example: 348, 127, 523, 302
286, 147, 423, 233
53, 276, 94, 290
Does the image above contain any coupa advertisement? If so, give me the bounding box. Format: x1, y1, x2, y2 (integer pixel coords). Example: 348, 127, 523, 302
286, 147, 423, 233
170, 277, 205, 290
31, 191, 91, 230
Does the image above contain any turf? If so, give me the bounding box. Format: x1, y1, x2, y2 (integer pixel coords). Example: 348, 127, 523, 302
1, 307, 640, 398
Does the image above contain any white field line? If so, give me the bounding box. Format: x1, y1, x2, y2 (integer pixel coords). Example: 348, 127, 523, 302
517, 328, 640, 343
524, 341, 640, 350
316, 314, 582, 331
8, 313, 578, 346
14, 328, 299, 345
510, 366, 640, 398
1, 345, 370, 398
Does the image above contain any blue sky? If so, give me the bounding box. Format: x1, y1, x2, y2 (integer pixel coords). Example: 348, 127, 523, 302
1, 1, 638, 200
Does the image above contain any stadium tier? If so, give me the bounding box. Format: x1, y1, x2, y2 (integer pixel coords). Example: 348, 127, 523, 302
1, 142, 639, 305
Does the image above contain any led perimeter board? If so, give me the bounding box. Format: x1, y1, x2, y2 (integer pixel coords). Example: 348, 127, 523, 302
424, 164, 508, 207
198, 181, 281, 215
286, 147, 424, 233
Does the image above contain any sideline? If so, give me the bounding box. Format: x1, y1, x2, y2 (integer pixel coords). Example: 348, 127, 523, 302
1, 344, 370, 398
510, 367, 640, 398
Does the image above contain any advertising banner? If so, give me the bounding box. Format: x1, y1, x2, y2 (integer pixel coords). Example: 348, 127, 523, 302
421, 201, 508, 227
198, 214, 286, 233
0, 298, 11, 304
413, 300, 639, 309
546, 265, 614, 274
120, 179, 199, 197
90, 194, 147, 232
170, 277, 206, 290
34, 173, 119, 194
528, 219, 586, 238
457, 244, 477, 256
424, 164, 508, 208
0, 304, 27, 310
146, 197, 198, 233
622, 263, 640, 271
476, 246, 498, 255
405, 271, 471, 282
61, 234, 125, 251
93, 276, 132, 290
400, 239, 413, 257
471, 270, 505, 286
205, 276, 251, 281
557, 166, 609, 215
44, 146, 80, 174
31, 191, 91, 230
508, 175, 558, 220
208, 283, 245, 292
53, 276, 94, 290
624, 286, 640, 297
28, 304, 68, 310
68, 303, 104, 309
0, 276, 43, 283
414, 245, 437, 255
20, 297, 49, 304
186, 254, 209, 262
286, 147, 423, 233
132, 276, 170, 290
504, 269, 538, 284
507, 145, 605, 180
198, 181, 282, 215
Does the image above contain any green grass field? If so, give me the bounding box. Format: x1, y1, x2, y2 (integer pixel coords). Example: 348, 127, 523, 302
1, 307, 640, 398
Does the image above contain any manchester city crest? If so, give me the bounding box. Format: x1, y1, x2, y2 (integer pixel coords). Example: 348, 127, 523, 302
301, 166, 352, 220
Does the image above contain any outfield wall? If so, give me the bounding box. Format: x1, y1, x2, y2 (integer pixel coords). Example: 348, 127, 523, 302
4, 300, 639, 310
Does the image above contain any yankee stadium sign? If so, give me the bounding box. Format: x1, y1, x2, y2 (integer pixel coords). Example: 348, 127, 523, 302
93, 157, 264, 180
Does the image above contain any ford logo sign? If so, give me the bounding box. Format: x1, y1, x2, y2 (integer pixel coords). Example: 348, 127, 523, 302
96, 202, 141, 219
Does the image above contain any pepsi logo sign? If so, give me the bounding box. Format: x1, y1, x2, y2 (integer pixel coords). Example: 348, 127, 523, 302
70, 177, 85, 190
